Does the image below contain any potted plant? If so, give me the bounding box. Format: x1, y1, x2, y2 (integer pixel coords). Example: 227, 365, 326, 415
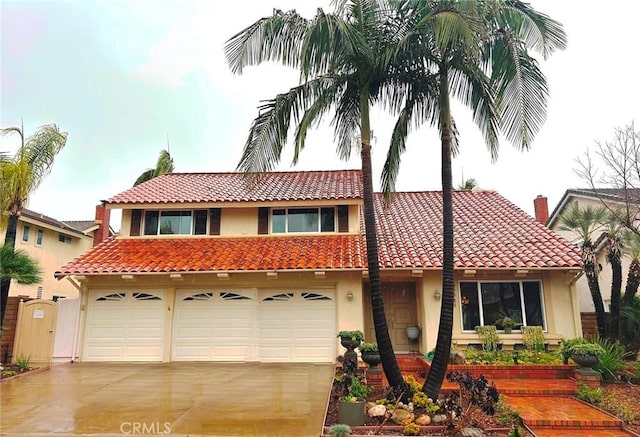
338, 330, 364, 371
358, 342, 380, 369
569, 340, 605, 369
558, 338, 583, 364
495, 316, 516, 333
337, 377, 370, 426
406, 324, 421, 340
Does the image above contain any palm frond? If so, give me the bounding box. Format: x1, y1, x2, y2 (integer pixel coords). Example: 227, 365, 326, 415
225, 9, 310, 74
0, 244, 42, 284
559, 202, 608, 244
501, 1, 567, 58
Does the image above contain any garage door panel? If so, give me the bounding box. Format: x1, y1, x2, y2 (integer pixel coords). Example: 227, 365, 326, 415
83, 290, 165, 362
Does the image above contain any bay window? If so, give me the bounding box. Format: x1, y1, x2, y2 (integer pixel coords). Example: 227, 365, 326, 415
459, 281, 545, 332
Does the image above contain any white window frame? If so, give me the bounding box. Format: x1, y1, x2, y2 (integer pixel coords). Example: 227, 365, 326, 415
270, 207, 336, 234
21, 225, 30, 243
458, 280, 547, 333
58, 233, 72, 244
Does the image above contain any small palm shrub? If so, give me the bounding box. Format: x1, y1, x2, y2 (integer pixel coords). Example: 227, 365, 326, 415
591, 334, 629, 382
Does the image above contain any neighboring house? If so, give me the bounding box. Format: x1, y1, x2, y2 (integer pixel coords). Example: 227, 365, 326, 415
55, 170, 583, 363
546, 189, 639, 313
1, 208, 106, 300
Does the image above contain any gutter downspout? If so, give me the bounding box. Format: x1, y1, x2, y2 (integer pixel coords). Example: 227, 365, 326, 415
66, 276, 83, 363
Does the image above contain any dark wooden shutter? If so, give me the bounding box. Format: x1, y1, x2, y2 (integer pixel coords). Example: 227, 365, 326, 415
130, 209, 142, 236
258, 207, 269, 235
209, 208, 221, 235
338, 205, 349, 233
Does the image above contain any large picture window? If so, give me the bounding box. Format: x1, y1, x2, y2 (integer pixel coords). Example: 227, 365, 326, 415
271, 207, 335, 233
459, 281, 545, 332
143, 210, 208, 235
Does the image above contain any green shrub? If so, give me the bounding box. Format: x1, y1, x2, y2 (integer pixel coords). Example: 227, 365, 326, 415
358, 342, 378, 352
576, 382, 602, 404
329, 424, 351, 437
476, 326, 500, 351
495, 395, 520, 426
403, 423, 420, 436
521, 326, 545, 350
337, 330, 364, 341
590, 335, 629, 382
348, 378, 371, 399
15, 356, 30, 372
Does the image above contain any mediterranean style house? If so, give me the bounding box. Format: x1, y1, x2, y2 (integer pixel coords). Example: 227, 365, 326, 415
2, 208, 101, 300
547, 188, 640, 313
55, 170, 583, 363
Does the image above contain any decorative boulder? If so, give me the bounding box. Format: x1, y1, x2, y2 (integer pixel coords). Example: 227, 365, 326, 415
390, 409, 414, 425
432, 414, 447, 424
415, 414, 432, 426
367, 404, 387, 418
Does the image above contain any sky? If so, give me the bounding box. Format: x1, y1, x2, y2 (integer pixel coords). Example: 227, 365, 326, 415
2, 0, 640, 231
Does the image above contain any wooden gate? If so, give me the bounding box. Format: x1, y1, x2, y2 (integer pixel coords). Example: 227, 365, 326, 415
12, 299, 58, 364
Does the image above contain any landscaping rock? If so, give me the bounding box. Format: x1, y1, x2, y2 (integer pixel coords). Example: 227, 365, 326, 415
390, 409, 414, 425
367, 404, 386, 418
415, 414, 432, 426
366, 401, 377, 411
431, 414, 447, 424
461, 427, 484, 437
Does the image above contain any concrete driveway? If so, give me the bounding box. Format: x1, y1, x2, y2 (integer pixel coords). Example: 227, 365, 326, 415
0, 362, 334, 437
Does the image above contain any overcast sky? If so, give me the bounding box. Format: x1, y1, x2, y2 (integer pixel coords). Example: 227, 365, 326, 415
2, 1, 640, 229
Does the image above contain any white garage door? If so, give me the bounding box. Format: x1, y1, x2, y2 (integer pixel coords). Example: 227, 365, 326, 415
259, 291, 336, 362
172, 289, 257, 361
83, 290, 166, 361
172, 289, 335, 362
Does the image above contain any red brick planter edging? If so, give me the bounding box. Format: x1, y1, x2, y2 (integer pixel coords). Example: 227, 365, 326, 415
0, 365, 50, 382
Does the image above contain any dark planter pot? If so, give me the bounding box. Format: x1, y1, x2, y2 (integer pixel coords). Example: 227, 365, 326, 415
340, 338, 361, 351
361, 351, 381, 368
571, 354, 599, 369
503, 327, 513, 334
338, 399, 366, 426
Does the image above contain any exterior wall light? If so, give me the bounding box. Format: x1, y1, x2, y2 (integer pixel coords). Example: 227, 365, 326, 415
346, 291, 354, 301
434, 289, 442, 300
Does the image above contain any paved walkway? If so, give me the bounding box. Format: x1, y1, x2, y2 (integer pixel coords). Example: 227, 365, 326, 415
493, 378, 631, 437
0, 362, 334, 436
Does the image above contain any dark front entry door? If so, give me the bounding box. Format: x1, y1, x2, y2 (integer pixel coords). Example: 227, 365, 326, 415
364, 282, 417, 353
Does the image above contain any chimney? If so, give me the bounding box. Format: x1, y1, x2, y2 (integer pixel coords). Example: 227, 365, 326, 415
533, 195, 549, 225
93, 204, 111, 246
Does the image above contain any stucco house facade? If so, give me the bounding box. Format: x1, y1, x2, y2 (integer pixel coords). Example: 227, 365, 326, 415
56, 170, 583, 363
2, 208, 100, 300
547, 188, 639, 313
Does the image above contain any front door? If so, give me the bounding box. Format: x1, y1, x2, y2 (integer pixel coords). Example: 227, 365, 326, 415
364, 282, 417, 353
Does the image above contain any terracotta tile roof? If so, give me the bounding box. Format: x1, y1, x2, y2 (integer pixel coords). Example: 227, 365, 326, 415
374, 191, 583, 269
106, 170, 363, 205
57, 189, 582, 277
56, 235, 364, 276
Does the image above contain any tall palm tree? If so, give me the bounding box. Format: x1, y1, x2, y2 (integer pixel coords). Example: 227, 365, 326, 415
380, 0, 566, 398
133, 148, 175, 186
559, 202, 607, 337
622, 230, 640, 308
225, 0, 415, 390
604, 218, 623, 338
0, 123, 67, 324
0, 245, 42, 286
457, 178, 477, 191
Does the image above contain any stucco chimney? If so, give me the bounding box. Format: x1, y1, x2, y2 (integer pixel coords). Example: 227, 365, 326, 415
93, 204, 111, 246
533, 195, 549, 225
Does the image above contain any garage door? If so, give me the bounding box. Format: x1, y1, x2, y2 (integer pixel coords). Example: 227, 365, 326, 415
259, 290, 336, 362
83, 290, 166, 361
172, 289, 335, 362
172, 289, 257, 361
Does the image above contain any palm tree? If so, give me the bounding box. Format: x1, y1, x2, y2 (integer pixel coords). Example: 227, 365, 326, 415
0, 245, 42, 286
225, 0, 413, 390
379, 0, 566, 398
559, 203, 607, 337
133, 148, 175, 186
0, 123, 67, 324
457, 178, 477, 191
622, 230, 640, 308
604, 218, 623, 338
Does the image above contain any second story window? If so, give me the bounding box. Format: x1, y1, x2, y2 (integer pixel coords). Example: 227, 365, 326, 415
22, 225, 30, 242
59, 234, 73, 244
36, 228, 44, 246
271, 207, 335, 233
143, 210, 208, 235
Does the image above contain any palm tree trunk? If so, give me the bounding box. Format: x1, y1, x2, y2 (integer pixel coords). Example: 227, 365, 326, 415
423, 65, 454, 399
359, 89, 404, 390
584, 248, 607, 337
609, 255, 622, 338
1, 214, 19, 325
622, 260, 640, 307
